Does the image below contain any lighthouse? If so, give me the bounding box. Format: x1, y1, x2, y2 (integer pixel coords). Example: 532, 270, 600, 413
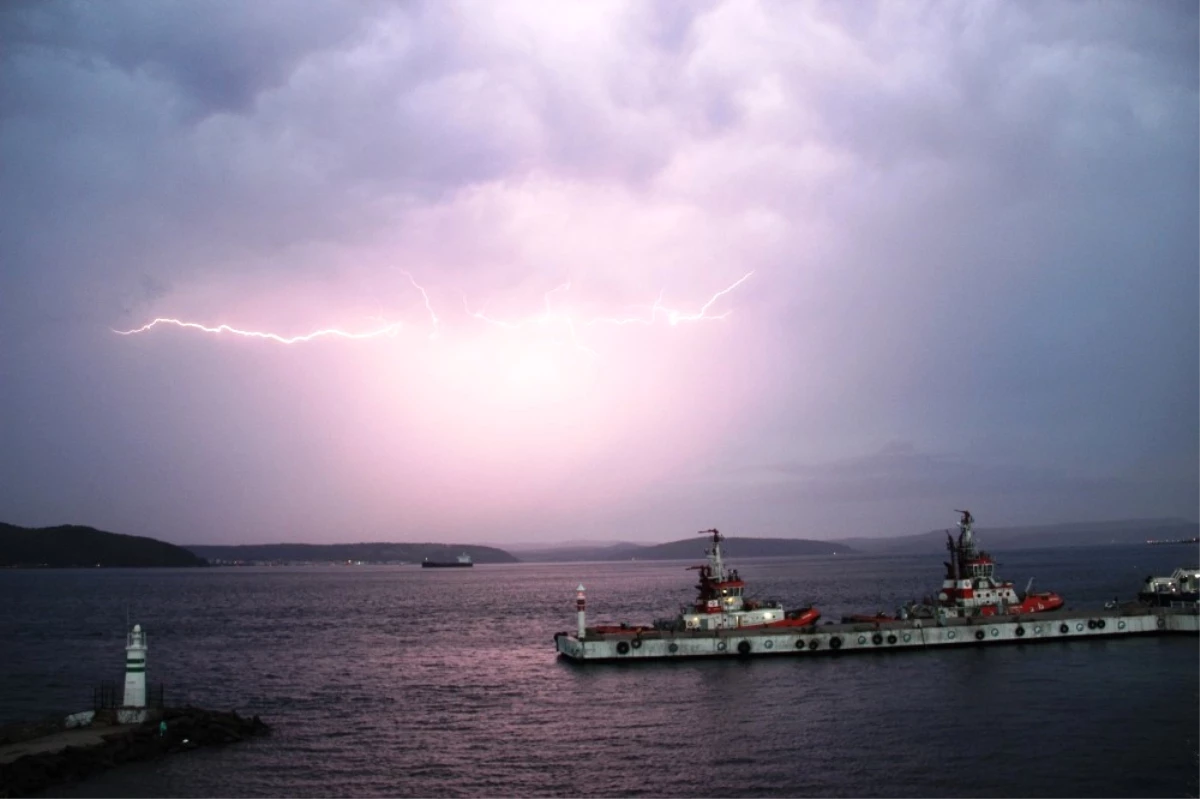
123, 624, 147, 708
576, 584, 587, 639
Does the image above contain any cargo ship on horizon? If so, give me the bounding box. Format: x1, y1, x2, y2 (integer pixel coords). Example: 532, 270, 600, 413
422, 553, 473, 568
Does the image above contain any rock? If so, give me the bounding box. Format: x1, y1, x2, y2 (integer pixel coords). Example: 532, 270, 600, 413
0, 719, 62, 747
0, 707, 271, 798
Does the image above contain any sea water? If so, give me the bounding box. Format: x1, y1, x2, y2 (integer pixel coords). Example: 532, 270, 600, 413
2, 545, 1197, 797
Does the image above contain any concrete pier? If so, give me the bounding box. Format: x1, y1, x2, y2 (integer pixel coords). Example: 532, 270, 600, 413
554, 606, 1199, 662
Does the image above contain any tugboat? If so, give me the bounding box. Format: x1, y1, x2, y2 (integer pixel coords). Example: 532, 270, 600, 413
931, 510, 1065, 616
844, 511, 1065, 622
421, 553, 473, 568
1138, 568, 1199, 607
591, 529, 819, 635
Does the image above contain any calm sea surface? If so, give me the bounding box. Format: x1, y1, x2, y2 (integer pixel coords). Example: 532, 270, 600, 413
2, 545, 1197, 798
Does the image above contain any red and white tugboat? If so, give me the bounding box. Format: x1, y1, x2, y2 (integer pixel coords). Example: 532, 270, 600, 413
589, 529, 820, 636
935, 510, 1064, 616
678, 529, 820, 630
844, 511, 1065, 623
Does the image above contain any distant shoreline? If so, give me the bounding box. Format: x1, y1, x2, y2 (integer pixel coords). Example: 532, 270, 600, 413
4, 518, 1196, 568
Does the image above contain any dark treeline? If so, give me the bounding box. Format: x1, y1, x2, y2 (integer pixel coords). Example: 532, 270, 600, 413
0, 523, 207, 568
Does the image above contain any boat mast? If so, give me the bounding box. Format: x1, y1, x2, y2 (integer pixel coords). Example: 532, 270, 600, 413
954, 509, 975, 555
700, 528, 725, 581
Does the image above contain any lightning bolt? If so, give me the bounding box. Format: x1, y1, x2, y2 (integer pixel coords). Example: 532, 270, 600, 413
584, 271, 755, 327
659, 270, 755, 325
114, 271, 755, 356
112, 318, 404, 343
400, 270, 439, 339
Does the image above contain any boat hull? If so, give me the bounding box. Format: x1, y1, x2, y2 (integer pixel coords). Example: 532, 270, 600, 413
554, 608, 1198, 662
421, 562, 473, 568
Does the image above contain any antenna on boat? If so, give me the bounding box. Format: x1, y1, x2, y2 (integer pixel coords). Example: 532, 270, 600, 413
698, 528, 726, 580
1024, 577, 1034, 599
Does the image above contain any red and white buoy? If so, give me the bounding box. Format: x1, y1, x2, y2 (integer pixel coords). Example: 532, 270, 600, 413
576, 584, 586, 639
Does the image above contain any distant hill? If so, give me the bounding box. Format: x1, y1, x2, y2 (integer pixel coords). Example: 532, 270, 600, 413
516, 536, 853, 563
185, 542, 520, 565
505, 538, 636, 552
839, 518, 1200, 554
516, 518, 1199, 562
0, 523, 208, 568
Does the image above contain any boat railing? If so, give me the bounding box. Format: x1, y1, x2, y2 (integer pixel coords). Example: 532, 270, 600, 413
579, 606, 1198, 640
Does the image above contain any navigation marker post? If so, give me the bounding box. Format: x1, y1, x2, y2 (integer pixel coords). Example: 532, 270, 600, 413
576, 585, 587, 639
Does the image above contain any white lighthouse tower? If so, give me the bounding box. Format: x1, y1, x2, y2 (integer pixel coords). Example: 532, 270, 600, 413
123, 624, 147, 708
576, 584, 587, 639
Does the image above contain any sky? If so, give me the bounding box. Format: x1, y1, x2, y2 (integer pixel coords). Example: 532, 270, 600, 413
1, 0, 1196, 546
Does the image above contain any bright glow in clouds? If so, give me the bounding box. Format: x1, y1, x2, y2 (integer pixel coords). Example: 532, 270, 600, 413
1, 1, 1195, 545
111, 270, 760, 420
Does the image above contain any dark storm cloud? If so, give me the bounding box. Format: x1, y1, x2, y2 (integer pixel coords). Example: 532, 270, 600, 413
0, 1, 1195, 543
1, 3, 584, 336
0, 0, 378, 117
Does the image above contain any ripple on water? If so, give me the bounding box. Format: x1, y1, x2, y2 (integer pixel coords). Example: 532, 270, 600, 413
3, 548, 1197, 798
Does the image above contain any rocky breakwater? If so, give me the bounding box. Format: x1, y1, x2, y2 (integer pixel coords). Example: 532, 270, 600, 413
0, 707, 270, 798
